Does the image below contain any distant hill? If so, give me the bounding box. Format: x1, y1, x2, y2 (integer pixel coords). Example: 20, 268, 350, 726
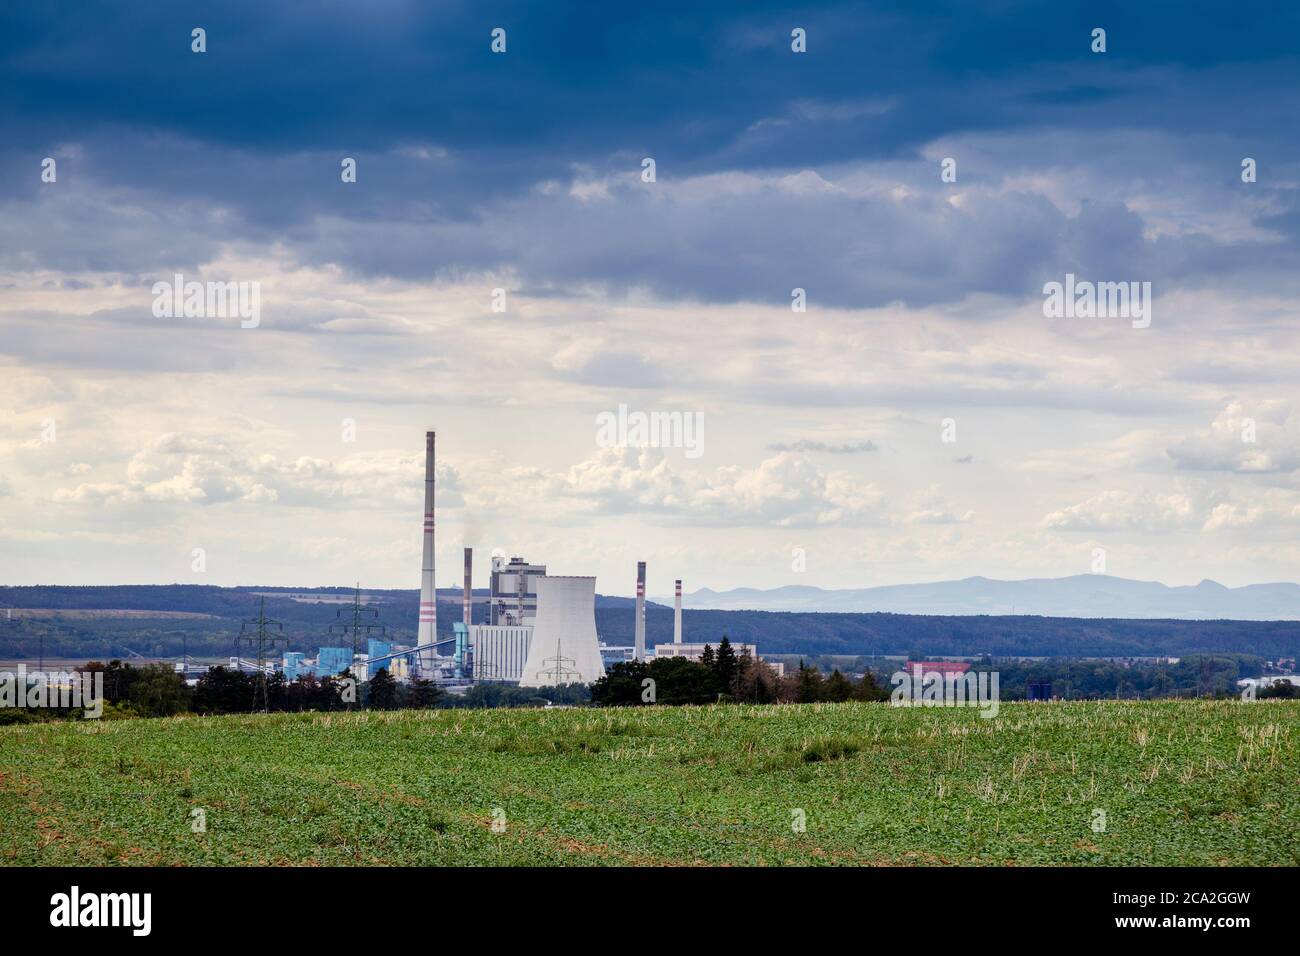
667, 574, 1300, 620
0, 584, 1297, 662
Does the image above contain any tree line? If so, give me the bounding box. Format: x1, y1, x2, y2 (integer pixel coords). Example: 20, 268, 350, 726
591, 636, 889, 705
4, 648, 1287, 724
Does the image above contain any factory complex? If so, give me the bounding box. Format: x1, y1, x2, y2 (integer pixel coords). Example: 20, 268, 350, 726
253, 432, 777, 689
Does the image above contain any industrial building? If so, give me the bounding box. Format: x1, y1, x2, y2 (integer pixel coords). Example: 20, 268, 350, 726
467, 625, 531, 682
366, 639, 392, 678
518, 576, 606, 687
317, 647, 351, 678
489, 555, 546, 625
283, 652, 306, 680
651, 642, 784, 677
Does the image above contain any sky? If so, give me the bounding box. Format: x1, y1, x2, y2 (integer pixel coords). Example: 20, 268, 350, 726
3, 1, 1300, 594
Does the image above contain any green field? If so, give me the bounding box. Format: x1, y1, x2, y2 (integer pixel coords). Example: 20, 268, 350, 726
1, 700, 1296, 866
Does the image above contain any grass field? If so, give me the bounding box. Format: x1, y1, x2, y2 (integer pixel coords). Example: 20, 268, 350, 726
1, 700, 1296, 866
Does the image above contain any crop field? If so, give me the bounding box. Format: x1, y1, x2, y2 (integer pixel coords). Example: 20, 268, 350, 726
1, 699, 1296, 866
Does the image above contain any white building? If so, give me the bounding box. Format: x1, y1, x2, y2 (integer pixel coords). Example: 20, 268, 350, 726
653, 642, 784, 677
1238, 675, 1300, 693
469, 624, 533, 683
489, 555, 546, 626
519, 576, 606, 687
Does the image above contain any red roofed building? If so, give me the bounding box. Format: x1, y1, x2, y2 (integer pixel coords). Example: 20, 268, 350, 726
905, 660, 972, 676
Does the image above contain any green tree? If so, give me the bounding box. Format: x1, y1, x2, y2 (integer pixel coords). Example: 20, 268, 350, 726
714, 636, 739, 698
823, 669, 853, 702
590, 660, 649, 706
128, 663, 190, 717
796, 660, 824, 703
192, 666, 253, 714
734, 649, 755, 701
368, 667, 398, 710
853, 669, 888, 702
403, 677, 443, 709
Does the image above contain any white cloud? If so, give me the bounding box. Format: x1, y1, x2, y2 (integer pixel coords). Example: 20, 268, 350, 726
528, 447, 886, 528
1167, 400, 1300, 474
1040, 490, 1198, 532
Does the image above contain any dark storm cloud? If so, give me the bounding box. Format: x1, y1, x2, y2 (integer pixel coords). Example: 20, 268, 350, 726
3, 1, 1300, 306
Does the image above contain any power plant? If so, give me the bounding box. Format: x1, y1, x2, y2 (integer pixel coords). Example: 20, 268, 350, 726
249, 431, 774, 687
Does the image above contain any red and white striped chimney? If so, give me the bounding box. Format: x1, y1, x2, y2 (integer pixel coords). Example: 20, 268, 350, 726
634, 561, 646, 661
416, 431, 437, 676
674, 579, 682, 644
463, 547, 473, 627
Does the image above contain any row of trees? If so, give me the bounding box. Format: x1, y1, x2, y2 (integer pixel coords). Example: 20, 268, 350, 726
67, 661, 444, 717
889, 654, 1276, 701
70, 662, 590, 718
591, 637, 890, 705
18, 646, 1286, 722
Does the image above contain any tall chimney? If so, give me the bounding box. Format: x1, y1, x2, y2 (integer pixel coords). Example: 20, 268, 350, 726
674, 579, 682, 644
417, 431, 437, 676
463, 547, 473, 627
634, 561, 646, 661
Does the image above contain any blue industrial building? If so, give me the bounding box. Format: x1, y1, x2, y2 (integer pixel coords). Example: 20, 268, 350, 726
316, 646, 351, 678
283, 651, 306, 680
367, 639, 393, 677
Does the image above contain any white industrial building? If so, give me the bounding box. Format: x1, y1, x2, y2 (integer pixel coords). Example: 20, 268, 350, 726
489, 555, 546, 625
652, 642, 784, 677
518, 576, 606, 687
468, 625, 532, 682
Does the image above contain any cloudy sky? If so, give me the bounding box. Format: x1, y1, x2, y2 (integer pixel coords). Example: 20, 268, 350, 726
3, 1, 1300, 593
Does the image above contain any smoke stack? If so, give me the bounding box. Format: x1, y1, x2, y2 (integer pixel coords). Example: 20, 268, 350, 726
634, 561, 646, 661
417, 431, 437, 676
674, 579, 682, 644
463, 547, 473, 627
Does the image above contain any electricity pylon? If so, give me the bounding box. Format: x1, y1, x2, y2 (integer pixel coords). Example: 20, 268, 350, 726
536, 638, 579, 685
328, 584, 387, 703
237, 597, 288, 713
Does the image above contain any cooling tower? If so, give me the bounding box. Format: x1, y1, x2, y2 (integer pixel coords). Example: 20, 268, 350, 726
674, 579, 682, 644
634, 561, 646, 661
416, 431, 437, 676
518, 576, 606, 687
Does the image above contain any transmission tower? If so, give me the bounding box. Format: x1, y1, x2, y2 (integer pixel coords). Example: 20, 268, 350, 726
328, 584, 388, 698
237, 597, 289, 713
536, 638, 579, 685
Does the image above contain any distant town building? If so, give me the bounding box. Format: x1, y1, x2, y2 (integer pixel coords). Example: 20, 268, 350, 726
600, 643, 635, 669
654, 642, 784, 677
905, 661, 972, 676
1239, 675, 1300, 693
